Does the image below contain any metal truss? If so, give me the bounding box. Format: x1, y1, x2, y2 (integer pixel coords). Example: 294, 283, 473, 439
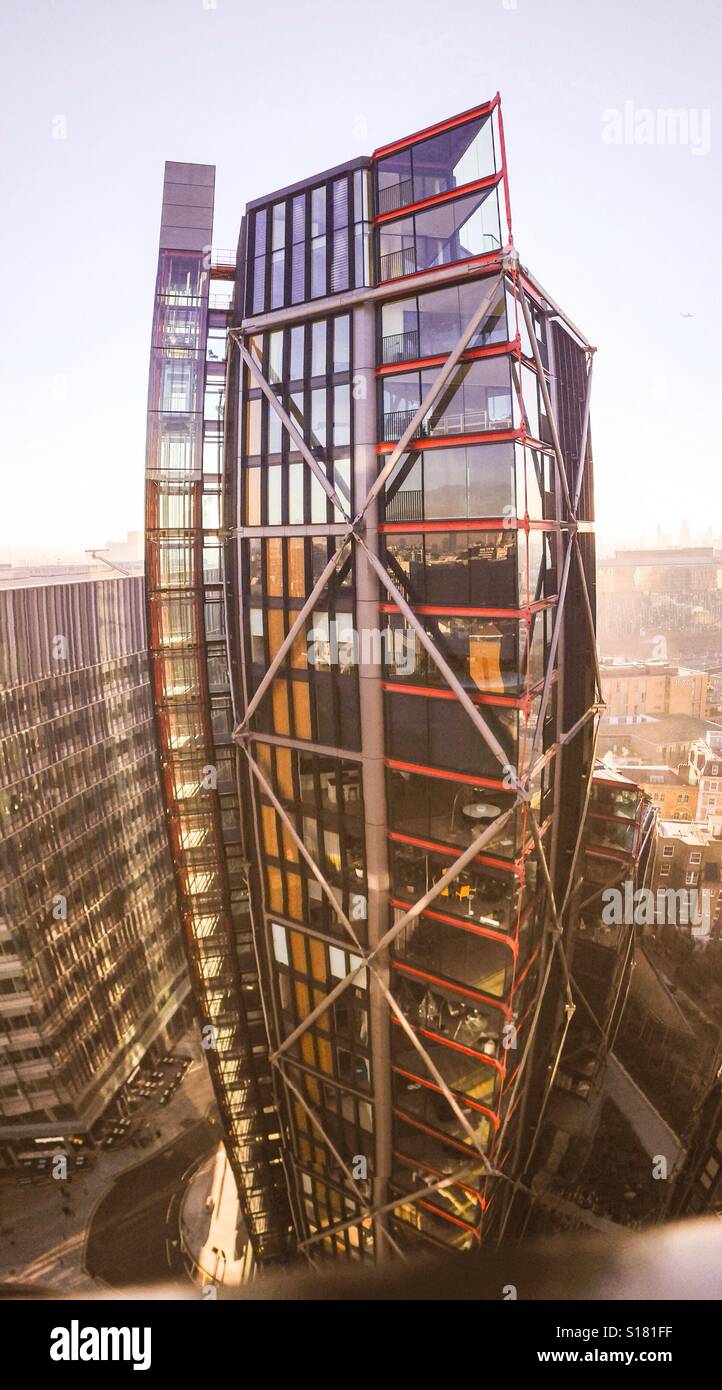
227, 252, 601, 1256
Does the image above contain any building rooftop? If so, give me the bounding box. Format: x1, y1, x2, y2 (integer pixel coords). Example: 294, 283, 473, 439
0, 563, 143, 590
600, 712, 722, 747
657, 820, 722, 846
600, 659, 706, 678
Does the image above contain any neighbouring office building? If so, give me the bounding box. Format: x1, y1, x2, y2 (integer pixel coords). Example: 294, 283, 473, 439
144, 96, 598, 1264
0, 575, 190, 1167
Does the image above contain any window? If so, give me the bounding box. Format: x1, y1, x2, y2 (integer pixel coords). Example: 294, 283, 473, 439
311, 186, 327, 298
252, 208, 267, 314
379, 186, 501, 283
382, 358, 512, 442
333, 315, 350, 372
272, 922, 289, 965
250, 609, 265, 663
290, 325, 304, 380
377, 114, 495, 215
206, 326, 227, 362
331, 177, 349, 293
311, 320, 327, 377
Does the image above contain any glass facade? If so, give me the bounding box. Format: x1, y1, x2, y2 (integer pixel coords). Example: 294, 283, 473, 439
0, 577, 188, 1153
147, 98, 598, 1266
145, 209, 293, 1260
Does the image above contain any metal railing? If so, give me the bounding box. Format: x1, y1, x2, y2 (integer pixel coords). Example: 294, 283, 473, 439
380, 246, 417, 282
382, 328, 420, 365
383, 408, 426, 442
378, 177, 414, 216
385, 488, 424, 522
210, 248, 236, 271
383, 405, 514, 442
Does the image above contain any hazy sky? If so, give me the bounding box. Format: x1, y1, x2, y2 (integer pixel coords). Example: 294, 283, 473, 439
1, 0, 720, 556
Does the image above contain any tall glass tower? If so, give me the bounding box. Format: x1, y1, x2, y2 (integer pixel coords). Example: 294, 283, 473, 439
145, 97, 599, 1265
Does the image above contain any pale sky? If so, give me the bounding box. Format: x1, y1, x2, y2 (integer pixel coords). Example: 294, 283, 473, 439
0, 0, 719, 557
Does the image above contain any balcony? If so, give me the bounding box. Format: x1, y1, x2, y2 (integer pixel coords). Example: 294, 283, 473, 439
383, 404, 513, 443
386, 488, 424, 522
383, 407, 424, 442
380, 246, 417, 282
382, 328, 420, 365
378, 177, 414, 216
209, 247, 236, 276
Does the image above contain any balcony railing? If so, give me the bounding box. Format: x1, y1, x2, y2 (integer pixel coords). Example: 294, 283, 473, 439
378, 177, 415, 216
383, 408, 426, 443
210, 248, 236, 271
380, 246, 417, 282
382, 328, 420, 365
386, 488, 424, 522
383, 405, 514, 442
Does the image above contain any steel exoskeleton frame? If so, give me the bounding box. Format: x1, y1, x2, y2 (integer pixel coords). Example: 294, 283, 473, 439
226, 240, 600, 1259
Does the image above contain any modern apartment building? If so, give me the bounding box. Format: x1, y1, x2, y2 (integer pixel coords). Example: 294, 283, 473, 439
0, 575, 189, 1167
145, 97, 599, 1263
650, 820, 722, 941
689, 732, 722, 828
601, 660, 708, 722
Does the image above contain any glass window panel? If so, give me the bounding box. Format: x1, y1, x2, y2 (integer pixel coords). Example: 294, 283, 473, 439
311, 186, 326, 236
270, 250, 285, 309
333, 385, 350, 447
334, 458, 351, 516
202, 492, 220, 529
414, 187, 501, 273
245, 467, 261, 525
268, 331, 284, 384
459, 278, 507, 347
254, 209, 267, 257
272, 202, 286, 249
424, 447, 467, 518
290, 326, 304, 381
381, 297, 419, 365
206, 326, 227, 362
245, 399, 261, 456
310, 389, 327, 446
411, 115, 495, 202
379, 216, 415, 281
252, 256, 266, 314
311, 238, 326, 297
202, 433, 223, 473
332, 178, 348, 228
160, 358, 194, 412
333, 315, 350, 372
250, 608, 265, 662
289, 463, 305, 524
288, 538, 305, 596
292, 194, 305, 243
268, 399, 283, 454
248, 538, 262, 593
377, 148, 413, 215
291, 243, 305, 304
268, 466, 282, 524
467, 443, 515, 518
331, 228, 349, 292
311, 320, 327, 377
266, 537, 283, 595
310, 474, 327, 523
